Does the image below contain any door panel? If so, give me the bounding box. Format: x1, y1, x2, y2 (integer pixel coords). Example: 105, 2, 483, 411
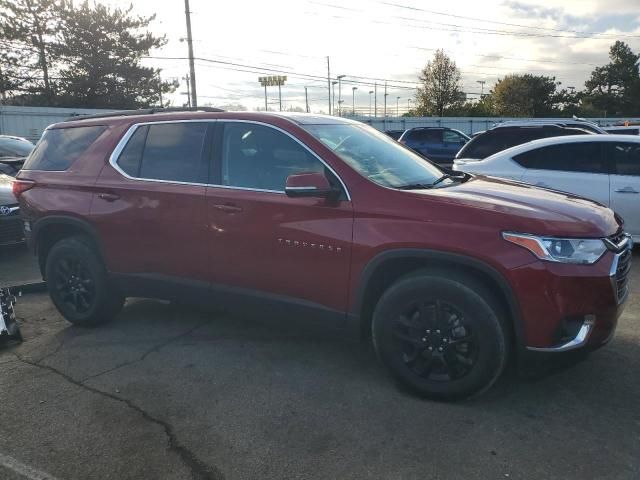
91, 122, 210, 282
517, 142, 610, 206
206, 121, 354, 315
206, 187, 353, 312
607, 142, 640, 237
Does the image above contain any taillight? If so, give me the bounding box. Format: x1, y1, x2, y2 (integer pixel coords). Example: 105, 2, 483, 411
12, 179, 35, 198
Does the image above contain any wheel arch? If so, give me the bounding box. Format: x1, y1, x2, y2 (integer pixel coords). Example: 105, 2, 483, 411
32, 216, 105, 279
351, 249, 524, 347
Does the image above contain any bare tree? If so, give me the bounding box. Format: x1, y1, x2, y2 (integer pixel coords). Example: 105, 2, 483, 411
415, 49, 464, 117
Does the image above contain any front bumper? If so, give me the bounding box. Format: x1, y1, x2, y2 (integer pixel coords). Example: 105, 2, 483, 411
508, 237, 632, 352
0, 205, 25, 246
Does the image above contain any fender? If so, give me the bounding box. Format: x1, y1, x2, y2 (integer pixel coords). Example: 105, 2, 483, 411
31, 215, 106, 276
350, 248, 525, 347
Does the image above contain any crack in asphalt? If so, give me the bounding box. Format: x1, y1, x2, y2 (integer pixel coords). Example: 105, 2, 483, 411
12, 351, 224, 480
79, 321, 208, 384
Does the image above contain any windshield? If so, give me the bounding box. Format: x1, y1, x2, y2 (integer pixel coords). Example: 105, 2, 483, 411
0, 137, 34, 157
303, 123, 444, 188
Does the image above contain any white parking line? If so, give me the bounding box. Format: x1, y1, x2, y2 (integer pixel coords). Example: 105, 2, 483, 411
0, 452, 61, 480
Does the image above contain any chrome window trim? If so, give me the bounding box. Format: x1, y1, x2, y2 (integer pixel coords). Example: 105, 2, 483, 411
108, 118, 352, 201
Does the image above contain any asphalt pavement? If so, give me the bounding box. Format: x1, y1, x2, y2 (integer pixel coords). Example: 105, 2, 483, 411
0, 250, 638, 480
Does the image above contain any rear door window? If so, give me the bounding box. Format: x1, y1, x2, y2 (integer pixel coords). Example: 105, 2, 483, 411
606, 142, 640, 176
443, 130, 465, 144
116, 123, 209, 183
514, 142, 606, 173
24, 125, 106, 171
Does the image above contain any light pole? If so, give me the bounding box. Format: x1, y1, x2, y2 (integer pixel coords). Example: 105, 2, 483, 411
352, 86, 358, 116
407, 98, 413, 113
396, 96, 400, 117
331, 81, 338, 115
368, 90, 373, 117
383, 81, 388, 117
305, 86, 309, 113
477, 80, 486, 97
337, 75, 345, 116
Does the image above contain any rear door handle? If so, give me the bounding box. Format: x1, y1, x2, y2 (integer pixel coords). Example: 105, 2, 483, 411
98, 193, 120, 202
614, 188, 639, 194
212, 203, 243, 213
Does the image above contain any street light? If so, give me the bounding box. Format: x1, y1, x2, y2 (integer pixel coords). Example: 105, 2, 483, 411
352, 86, 358, 116
396, 96, 400, 117
368, 90, 374, 117
337, 75, 345, 116
331, 81, 338, 116
477, 80, 486, 97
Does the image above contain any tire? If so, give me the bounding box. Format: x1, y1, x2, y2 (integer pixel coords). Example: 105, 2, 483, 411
45, 236, 124, 326
372, 270, 508, 401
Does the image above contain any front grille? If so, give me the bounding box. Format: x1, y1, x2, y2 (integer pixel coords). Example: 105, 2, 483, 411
0, 218, 25, 245
614, 248, 632, 304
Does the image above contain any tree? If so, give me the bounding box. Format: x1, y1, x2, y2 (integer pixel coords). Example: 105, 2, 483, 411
0, 0, 61, 102
584, 41, 640, 116
492, 74, 559, 116
54, 1, 175, 108
415, 50, 464, 116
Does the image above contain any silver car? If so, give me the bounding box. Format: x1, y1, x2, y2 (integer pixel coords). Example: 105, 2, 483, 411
0, 174, 24, 246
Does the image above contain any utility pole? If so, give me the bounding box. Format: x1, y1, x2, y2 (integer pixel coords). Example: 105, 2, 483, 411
396, 96, 400, 117
352, 86, 357, 116
374, 83, 377, 118
278, 82, 282, 111
305, 87, 309, 113
326, 56, 331, 115
368, 90, 373, 117
337, 75, 345, 117
263, 84, 268, 110
331, 81, 338, 116
476, 80, 485, 97
383, 81, 387, 117
184, 0, 197, 108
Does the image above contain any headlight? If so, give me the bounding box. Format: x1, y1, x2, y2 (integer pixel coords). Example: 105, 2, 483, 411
502, 232, 607, 264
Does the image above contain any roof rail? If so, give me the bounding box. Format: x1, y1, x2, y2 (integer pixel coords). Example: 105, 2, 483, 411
63, 106, 225, 122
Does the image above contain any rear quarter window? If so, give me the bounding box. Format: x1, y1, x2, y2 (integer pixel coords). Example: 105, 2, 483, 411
23, 125, 106, 171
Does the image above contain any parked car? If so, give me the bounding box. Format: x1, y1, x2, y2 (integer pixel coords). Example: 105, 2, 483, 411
455, 125, 594, 163
0, 174, 25, 246
398, 127, 470, 167
0, 135, 34, 177
603, 126, 640, 135
15, 111, 632, 400
493, 119, 608, 134
453, 134, 640, 242
384, 129, 405, 140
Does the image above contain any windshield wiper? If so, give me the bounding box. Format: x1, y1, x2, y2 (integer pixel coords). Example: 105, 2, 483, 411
431, 172, 467, 186
394, 183, 435, 190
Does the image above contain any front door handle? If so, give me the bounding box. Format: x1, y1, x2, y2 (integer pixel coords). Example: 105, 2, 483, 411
614, 188, 639, 194
212, 203, 243, 214
98, 193, 120, 202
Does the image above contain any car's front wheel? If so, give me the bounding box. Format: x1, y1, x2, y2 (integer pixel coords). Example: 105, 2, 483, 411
45, 236, 124, 326
372, 270, 508, 401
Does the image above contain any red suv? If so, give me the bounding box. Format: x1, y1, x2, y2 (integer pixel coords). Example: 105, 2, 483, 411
14, 110, 632, 400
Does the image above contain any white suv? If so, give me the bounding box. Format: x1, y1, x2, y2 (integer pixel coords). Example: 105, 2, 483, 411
453, 135, 640, 241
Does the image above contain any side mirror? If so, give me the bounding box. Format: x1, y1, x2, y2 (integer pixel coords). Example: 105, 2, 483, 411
285, 172, 337, 198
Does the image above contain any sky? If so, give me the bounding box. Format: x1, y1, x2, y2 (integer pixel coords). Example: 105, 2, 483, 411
103, 0, 640, 114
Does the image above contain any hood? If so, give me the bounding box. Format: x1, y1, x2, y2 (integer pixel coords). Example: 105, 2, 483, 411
0, 174, 17, 206
414, 175, 620, 238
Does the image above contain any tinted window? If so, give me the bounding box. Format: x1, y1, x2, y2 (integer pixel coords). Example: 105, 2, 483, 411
138, 123, 208, 183
408, 129, 442, 142
0, 137, 34, 157
457, 127, 589, 160
117, 126, 148, 177
606, 142, 640, 176
221, 123, 324, 191
443, 130, 465, 144
514, 142, 606, 173
24, 126, 106, 171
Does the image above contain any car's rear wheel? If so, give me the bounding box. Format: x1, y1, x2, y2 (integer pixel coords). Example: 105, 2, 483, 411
45, 236, 124, 326
372, 270, 508, 401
